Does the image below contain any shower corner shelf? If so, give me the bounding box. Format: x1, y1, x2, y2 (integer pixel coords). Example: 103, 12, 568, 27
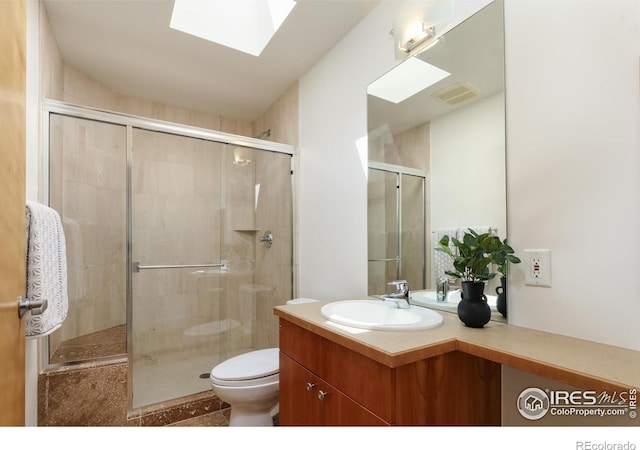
233, 228, 260, 232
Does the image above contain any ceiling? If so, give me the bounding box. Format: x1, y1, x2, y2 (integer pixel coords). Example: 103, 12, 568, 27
43, 0, 379, 122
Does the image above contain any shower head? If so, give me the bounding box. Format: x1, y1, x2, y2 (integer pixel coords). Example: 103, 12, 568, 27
254, 129, 271, 139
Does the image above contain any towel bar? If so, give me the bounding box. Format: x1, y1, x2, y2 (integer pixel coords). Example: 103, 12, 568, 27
133, 262, 226, 273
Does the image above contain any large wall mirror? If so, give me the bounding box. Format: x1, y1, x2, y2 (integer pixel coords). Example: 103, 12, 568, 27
367, 0, 506, 319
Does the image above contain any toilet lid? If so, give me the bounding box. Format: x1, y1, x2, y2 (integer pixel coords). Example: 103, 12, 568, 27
211, 348, 279, 381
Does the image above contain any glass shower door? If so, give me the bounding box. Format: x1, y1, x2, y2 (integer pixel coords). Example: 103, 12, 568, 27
130, 129, 225, 408
48, 114, 127, 364
368, 168, 400, 295
400, 174, 426, 291
44, 99, 294, 411
368, 167, 426, 296
130, 129, 293, 409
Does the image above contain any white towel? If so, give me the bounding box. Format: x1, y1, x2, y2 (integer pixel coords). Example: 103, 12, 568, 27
458, 226, 492, 240
25, 201, 69, 339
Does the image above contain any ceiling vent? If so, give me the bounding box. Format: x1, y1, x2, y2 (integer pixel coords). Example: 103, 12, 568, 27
432, 82, 479, 105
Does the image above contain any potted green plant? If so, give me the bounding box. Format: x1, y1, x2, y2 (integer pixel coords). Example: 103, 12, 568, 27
490, 237, 521, 318
435, 228, 518, 327
436, 229, 498, 283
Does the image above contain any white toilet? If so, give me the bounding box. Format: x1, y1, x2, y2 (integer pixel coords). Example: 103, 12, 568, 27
210, 347, 280, 426
210, 298, 318, 426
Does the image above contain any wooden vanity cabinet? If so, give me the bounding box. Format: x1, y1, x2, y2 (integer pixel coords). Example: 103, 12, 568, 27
279, 318, 501, 426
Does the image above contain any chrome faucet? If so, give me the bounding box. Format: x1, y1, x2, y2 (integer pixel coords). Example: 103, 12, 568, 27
437, 277, 460, 302
381, 280, 410, 309
436, 277, 449, 302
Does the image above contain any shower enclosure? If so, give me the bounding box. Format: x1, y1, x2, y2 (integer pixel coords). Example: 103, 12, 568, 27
44, 100, 293, 410
367, 162, 426, 296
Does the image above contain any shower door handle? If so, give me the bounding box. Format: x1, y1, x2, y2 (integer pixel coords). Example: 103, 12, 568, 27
133, 262, 227, 272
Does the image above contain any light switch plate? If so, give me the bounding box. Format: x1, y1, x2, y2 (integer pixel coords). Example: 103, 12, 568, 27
524, 249, 551, 287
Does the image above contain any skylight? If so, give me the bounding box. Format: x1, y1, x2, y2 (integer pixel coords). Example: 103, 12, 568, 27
367, 56, 451, 104
170, 0, 297, 57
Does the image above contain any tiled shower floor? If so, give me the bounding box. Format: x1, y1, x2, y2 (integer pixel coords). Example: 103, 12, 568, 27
132, 347, 254, 408
49, 327, 253, 418
50, 325, 126, 364
132, 354, 217, 408
51, 326, 230, 407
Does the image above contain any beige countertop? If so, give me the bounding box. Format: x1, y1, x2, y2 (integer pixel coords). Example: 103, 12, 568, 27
274, 300, 640, 392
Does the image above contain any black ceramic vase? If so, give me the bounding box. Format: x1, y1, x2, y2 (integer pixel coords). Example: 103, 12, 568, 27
496, 276, 507, 318
458, 281, 492, 328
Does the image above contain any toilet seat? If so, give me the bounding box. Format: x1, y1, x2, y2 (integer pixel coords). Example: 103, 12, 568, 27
210, 348, 279, 387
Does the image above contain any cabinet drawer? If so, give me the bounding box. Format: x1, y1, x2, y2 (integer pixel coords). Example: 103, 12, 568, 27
279, 319, 394, 422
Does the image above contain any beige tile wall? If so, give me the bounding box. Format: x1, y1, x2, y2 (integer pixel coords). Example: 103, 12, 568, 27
39, 4, 63, 101
253, 82, 299, 146
368, 121, 429, 170
253, 83, 299, 314
391, 123, 430, 172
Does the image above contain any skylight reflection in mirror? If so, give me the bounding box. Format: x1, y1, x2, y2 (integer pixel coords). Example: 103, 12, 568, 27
367, 56, 451, 104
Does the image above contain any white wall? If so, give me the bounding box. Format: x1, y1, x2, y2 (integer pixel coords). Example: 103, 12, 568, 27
299, 0, 640, 350
505, 0, 640, 350
431, 92, 506, 234
298, 2, 400, 300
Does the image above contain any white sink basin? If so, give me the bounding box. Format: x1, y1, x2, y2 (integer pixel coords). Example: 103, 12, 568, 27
320, 299, 443, 331
410, 290, 498, 311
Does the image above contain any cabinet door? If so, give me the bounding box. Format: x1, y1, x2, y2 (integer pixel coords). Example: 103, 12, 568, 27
279, 353, 321, 425
280, 353, 388, 426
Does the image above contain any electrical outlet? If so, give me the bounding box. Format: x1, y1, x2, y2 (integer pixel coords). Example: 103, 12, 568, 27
524, 249, 551, 287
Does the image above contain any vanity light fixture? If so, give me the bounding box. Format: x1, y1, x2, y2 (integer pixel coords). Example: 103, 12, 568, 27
392, 0, 452, 59
398, 22, 436, 53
